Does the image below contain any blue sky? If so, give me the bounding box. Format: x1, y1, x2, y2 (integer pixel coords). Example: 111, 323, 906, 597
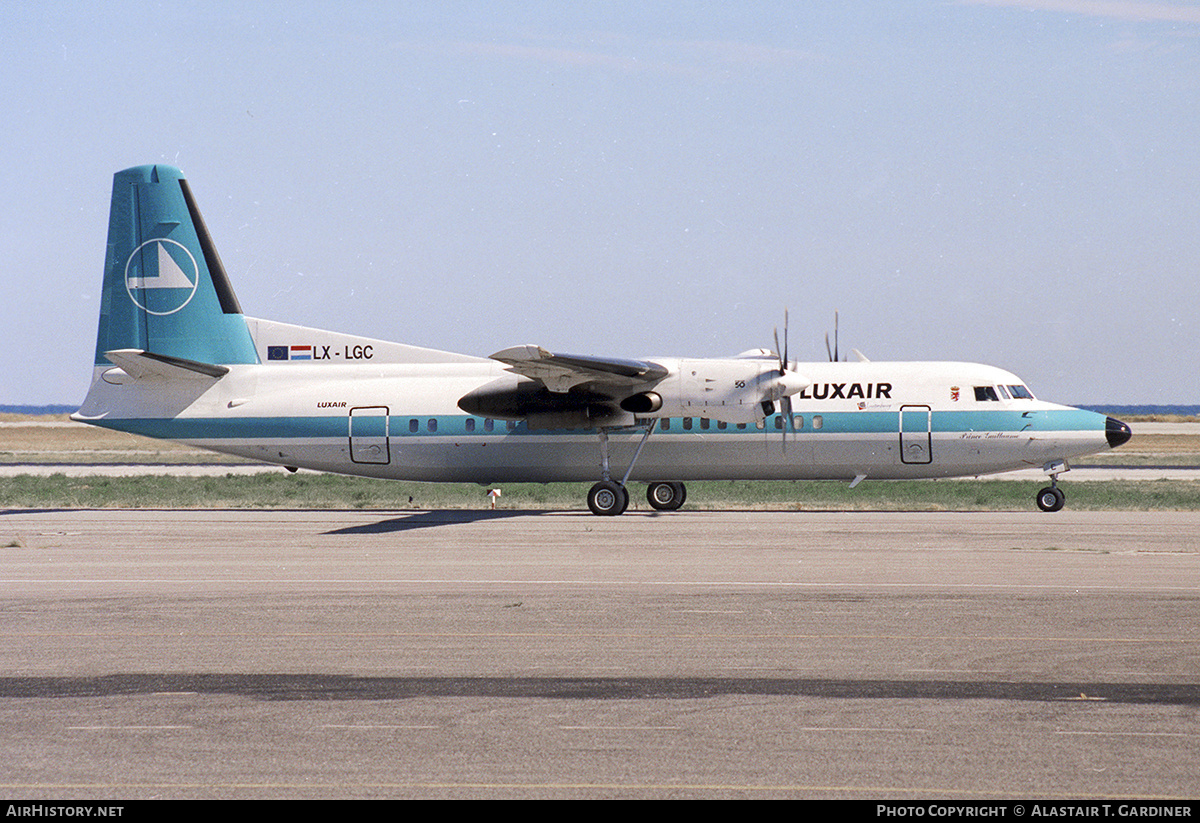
3, 1, 1198, 404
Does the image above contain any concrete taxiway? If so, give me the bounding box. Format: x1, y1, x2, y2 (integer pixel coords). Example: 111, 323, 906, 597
0, 508, 1197, 799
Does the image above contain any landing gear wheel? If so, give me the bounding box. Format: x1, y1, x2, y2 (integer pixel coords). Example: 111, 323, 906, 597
588, 480, 629, 516
1036, 486, 1066, 513
646, 481, 687, 511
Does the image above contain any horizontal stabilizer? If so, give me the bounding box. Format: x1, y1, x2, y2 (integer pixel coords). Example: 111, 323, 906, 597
103, 349, 229, 380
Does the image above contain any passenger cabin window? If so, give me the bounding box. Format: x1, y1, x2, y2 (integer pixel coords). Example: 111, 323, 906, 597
974, 386, 1000, 401
661, 418, 671, 431
465, 418, 475, 432
408, 419, 419, 433
427, 419, 437, 432
683, 418, 693, 430
484, 418, 495, 432
812, 415, 823, 429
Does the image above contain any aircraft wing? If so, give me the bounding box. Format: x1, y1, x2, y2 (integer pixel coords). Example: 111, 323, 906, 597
490, 345, 668, 394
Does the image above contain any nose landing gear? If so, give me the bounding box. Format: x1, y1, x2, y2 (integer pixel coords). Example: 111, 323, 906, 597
1035, 484, 1066, 512
1035, 460, 1067, 512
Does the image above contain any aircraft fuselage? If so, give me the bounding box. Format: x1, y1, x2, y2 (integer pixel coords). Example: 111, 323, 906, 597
78, 354, 1116, 485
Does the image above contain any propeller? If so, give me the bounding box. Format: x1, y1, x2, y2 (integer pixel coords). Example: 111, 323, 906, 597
769, 309, 807, 445
774, 310, 792, 423
823, 310, 868, 362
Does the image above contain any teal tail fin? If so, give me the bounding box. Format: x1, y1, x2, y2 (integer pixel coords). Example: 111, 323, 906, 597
93, 165, 258, 366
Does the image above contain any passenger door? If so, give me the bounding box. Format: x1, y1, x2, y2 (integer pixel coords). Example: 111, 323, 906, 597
899, 405, 932, 465
349, 406, 390, 464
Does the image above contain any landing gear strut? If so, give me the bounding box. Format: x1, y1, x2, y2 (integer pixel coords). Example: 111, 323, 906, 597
587, 420, 684, 516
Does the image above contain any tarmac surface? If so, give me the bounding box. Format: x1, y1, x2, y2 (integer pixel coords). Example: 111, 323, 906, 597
0, 508, 1198, 799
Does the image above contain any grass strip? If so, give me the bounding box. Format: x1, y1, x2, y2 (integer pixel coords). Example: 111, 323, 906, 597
1, 474, 1197, 511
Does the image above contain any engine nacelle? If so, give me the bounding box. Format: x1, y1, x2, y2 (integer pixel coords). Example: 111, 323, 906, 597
524, 408, 637, 430
619, 391, 663, 414
458, 376, 637, 430
458, 375, 603, 419
656, 357, 808, 424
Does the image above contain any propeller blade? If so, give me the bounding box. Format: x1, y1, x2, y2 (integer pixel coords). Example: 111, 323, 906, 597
768, 309, 800, 453
783, 308, 789, 371
777, 395, 787, 453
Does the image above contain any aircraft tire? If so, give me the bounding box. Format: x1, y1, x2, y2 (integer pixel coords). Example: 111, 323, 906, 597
588, 480, 629, 516
646, 481, 686, 511
1035, 486, 1066, 513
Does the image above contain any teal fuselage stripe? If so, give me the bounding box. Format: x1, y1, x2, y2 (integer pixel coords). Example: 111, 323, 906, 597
90, 409, 1105, 441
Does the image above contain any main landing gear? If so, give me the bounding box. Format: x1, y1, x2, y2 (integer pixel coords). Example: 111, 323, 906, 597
646, 481, 687, 511
585, 477, 691, 515
586, 421, 686, 516
586, 479, 688, 516
587, 479, 629, 516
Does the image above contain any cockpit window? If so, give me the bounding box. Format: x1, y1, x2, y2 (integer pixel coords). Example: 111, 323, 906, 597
1007, 385, 1034, 399
996, 385, 1011, 400
974, 386, 999, 401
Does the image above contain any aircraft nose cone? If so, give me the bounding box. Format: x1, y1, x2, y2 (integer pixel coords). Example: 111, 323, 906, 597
1106, 416, 1132, 449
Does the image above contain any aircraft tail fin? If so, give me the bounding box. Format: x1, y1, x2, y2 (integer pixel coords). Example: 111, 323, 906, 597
92, 165, 258, 367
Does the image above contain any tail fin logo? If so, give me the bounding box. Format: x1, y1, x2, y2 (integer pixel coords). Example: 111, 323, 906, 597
124, 239, 199, 316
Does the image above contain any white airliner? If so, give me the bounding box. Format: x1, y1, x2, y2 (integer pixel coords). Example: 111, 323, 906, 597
74, 165, 1132, 515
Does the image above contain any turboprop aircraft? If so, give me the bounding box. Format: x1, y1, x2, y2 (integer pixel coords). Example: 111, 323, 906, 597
73, 165, 1132, 515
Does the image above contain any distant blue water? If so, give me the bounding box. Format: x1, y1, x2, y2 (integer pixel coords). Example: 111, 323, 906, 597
1, 405, 77, 415
1077, 405, 1200, 416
